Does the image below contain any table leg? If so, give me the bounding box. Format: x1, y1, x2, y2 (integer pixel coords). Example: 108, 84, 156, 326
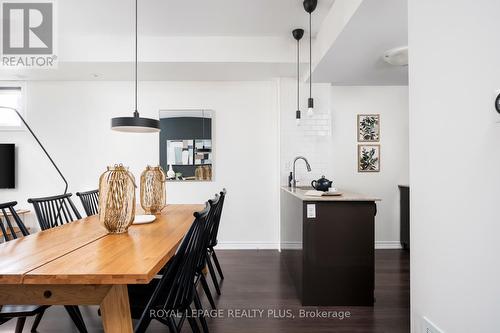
100, 285, 133, 333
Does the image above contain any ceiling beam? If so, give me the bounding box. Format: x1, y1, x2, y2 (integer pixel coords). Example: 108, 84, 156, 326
303, 0, 364, 81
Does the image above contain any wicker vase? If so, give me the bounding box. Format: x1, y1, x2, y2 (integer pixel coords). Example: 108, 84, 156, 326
195, 166, 204, 180
203, 165, 212, 181
140, 165, 167, 214
98, 165, 136, 234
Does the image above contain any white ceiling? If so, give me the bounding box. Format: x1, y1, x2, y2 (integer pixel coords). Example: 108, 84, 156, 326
60, 0, 335, 37
313, 0, 408, 85
1, 0, 337, 81
0, 0, 410, 84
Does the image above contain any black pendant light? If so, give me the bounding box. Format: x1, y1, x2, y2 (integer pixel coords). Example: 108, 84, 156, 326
111, 0, 160, 133
197, 110, 211, 153
303, 0, 317, 117
292, 29, 304, 126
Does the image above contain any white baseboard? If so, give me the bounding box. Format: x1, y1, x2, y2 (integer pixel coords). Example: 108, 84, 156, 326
216, 241, 402, 250
375, 241, 403, 249
280, 241, 302, 250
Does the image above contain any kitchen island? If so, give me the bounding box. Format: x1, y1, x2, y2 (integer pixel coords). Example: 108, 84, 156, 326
280, 187, 381, 306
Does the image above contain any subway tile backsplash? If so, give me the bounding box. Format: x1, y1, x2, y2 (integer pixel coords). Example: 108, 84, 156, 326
279, 80, 334, 186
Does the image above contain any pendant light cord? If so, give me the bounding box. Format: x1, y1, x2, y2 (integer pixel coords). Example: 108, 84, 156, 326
309, 13, 312, 99
201, 110, 207, 150
111, 0, 160, 132
134, 0, 138, 116
297, 38, 300, 110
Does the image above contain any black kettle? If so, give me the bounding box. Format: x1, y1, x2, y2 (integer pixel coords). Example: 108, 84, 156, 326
311, 176, 333, 192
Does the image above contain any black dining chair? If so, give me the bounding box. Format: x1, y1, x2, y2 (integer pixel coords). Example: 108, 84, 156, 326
28, 193, 82, 230
0, 201, 87, 333
76, 190, 99, 217
137, 195, 219, 313
194, 194, 220, 310
128, 203, 212, 333
205, 188, 226, 296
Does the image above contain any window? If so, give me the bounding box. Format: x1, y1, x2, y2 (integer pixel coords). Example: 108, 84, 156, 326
0, 83, 26, 130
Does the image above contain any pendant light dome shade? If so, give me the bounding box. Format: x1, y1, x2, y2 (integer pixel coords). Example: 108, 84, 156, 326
292, 28, 304, 41
303, 0, 318, 13
111, 112, 160, 133
111, 0, 160, 133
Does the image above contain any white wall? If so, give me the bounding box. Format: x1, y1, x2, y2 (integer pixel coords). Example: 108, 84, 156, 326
0, 80, 409, 250
331, 86, 409, 244
0, 81, 280, 248
409, 1, 500, 332
280, 80, 409, 245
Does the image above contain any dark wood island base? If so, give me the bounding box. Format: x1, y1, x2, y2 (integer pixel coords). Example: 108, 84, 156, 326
280, 187, 380, 306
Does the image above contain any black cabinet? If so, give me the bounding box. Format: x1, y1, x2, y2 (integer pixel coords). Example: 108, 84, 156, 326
399, 185, 410, 250
280, 189, 377, 306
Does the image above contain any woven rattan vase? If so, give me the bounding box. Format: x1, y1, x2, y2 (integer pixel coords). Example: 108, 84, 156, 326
140, 165, 167, 214
98, 164, 136, 234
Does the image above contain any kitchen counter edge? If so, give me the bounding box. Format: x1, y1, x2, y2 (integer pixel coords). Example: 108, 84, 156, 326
281, 187, 381, 202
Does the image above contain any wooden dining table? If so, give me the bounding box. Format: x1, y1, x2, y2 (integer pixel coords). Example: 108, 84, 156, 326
0, 204, 203, 333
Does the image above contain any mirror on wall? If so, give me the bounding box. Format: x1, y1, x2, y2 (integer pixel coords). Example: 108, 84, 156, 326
159, 110, 213, 181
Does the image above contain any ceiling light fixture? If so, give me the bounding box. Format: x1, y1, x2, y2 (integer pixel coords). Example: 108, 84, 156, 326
293, 28, 304, 126
383, 46, 408, 66
111, 0, 160, 133
303, 0, 317, 118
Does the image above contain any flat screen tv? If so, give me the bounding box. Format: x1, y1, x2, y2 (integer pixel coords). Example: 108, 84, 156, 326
0, 144, 15, 189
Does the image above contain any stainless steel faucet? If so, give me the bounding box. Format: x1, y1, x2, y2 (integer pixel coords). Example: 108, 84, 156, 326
292, 156, 312, 188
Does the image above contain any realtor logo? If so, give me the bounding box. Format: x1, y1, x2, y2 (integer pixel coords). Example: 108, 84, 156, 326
1, 0, 57, 67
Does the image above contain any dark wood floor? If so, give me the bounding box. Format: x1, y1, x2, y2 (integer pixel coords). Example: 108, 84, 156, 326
0, 250, 409, 333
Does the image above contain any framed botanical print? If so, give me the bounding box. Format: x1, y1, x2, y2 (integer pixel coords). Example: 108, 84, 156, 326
357, 114, 380, 142
358, 144, 380, 172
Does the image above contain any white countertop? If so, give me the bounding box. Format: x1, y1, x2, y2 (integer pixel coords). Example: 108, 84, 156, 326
281, 187, 381, 202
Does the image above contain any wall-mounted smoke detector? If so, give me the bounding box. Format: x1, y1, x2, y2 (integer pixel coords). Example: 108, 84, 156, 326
383, 46, 408, 66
